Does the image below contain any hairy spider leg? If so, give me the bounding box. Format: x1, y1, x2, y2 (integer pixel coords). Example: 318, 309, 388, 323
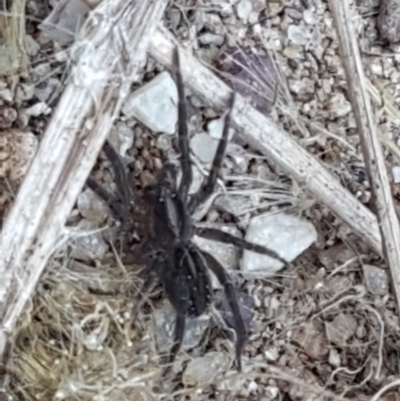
196, 227, 288, 266
200, 250, 246, 372
130, 258, 161, 323
86, 176, 129, 222
168, 312, 186, 366
172, 47, 192, 202
86, 140, 132, 222
103, 141, 133, 207
188, 94, 235, 213
161, 246, 213, 366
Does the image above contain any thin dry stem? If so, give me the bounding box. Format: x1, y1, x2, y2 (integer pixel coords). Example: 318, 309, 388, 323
329, 0, 400, 314
0, 0, 27, 74
371, 379, 400, 401
363, 305, 384, 381
254, 364, 353, 401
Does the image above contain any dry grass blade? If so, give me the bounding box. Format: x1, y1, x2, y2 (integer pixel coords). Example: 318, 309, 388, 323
328, 0, 400, 314
371, 379, 400, 401
258, 365, 354, 401
149, 27, 383, 256
0, 0, 168, 358
0, 0, 28, 75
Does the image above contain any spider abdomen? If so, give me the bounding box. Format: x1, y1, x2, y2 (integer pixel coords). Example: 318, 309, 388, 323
161, 244, 212, 318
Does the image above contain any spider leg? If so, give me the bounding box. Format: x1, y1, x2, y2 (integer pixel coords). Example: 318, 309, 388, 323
130, 266, 159, 327
173, 47, 192, 201
168, 312, 186, 365
86, 177, 130, 222
189, 94, 235, 212
200, 250, 246, 372
103, 141, 133, 207
196, 227, 288, 266
87, 141, 132, 222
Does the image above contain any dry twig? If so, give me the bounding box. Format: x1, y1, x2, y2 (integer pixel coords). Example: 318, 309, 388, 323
328, 0, 400, 313
0, 0, 168, 358
149, 27, 383, 256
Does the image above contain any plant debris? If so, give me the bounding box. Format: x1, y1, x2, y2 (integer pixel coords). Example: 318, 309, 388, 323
2, 0, 400, 400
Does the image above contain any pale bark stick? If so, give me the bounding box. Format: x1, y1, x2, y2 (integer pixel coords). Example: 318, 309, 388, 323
0, 0, 168, 355
149, 27, 383, 256
329, 0, 400, 313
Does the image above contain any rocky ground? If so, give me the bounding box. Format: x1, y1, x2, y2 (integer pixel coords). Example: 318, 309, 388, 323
2, 0, 400, 400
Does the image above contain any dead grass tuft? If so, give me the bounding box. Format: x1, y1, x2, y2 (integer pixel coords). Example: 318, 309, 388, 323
9, 254, 160, 401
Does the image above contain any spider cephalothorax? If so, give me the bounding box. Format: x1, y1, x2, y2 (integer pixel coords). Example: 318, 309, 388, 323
88, 47, 287, 371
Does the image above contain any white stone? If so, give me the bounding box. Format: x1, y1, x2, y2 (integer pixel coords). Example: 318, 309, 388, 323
328, 348, 341, 367
156, 133, 171, 152
393, 166, 400, 183
286, 8, 302, 20
207, 117, 225, 139
0, 87, 12, 102
107, 122, 135, 158
363, 265, 389, 296
214, 194, 253, 216
288, 78, 315, 96
220, 3, 234, 17
199, 33, 225, 46
325, 313, 357, 347
183, 352, 229, 385
194, 224, 241, 288
69, 220, 108, 261
25, 102, 51, 116
79, 317, 109, 351
122, 71, 178, 134
32, 62, 52, 82
24, 34, 41, 56
16, 83, 35, 102
283, 45, 304, 60
328, 93, 352, 119
117, 122, 134, 157
207, 114, 234, 141
303, 9, 318, 25
227, 143, 248, 174
39, 0, 90, 44
190, 132, 219, 163
241, 212, 317, 273
188, 164, 204, 196
264, 346, 279, 361
236, 0, 253, 23
265, 386, 279, 399
287, 24, 308, 46
77, 188, 109, 223
270, 295, 280, 311
370, 62, 383, 76
17, 111, 30, 129
154, 302, 210, 353
34, 77, 61, 102
248, 381, 258, 392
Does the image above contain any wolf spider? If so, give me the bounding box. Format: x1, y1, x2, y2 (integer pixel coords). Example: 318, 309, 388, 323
87, 48, 287, 371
